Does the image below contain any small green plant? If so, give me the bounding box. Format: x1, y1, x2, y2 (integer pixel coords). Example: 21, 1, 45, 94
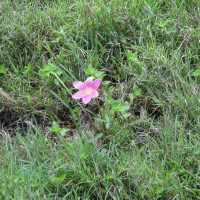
129, 85, 141, 101
155, 20, 174, 34
86, 130, 103, 145
103, 98, 131, 129
49, 121, 70, 136
39, 64, 67, 85
192, 67, 200, 77
127, 51, 138, 62
0, 64, 8, 74
84, 64, 105, 80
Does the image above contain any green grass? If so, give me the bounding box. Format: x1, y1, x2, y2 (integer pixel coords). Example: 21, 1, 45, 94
0, 0, 200, 199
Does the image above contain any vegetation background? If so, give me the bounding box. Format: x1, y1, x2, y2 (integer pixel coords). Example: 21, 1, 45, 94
0, 0, 199, 199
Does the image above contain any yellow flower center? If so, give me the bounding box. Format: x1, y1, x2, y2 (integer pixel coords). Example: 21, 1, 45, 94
81, 87, 94, 95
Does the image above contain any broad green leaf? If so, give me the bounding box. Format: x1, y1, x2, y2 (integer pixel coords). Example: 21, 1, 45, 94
51, 174, 66, 183
123, 112, 132, 118
0, 64, 8, 74
156, 20, 170, 28
193, 67, 200, 76
84, 64, 95, 75
40, 64, 61, 77
87, 130, 94, 138
112, 101, 121, 111
49, 121, 60, 133
166, 29, 174, 34
87, 138, 95, 144
127, 51, 138, 62
25, 63, 34, 72
59, 128, 70, 136
133, 85, 141, 96
54, 79, 60, 86
95, 133, 103, 140
102, 81, 110, 87
94, 71, 105, 79
105, 114, 110, 129
156, 186, 164, 195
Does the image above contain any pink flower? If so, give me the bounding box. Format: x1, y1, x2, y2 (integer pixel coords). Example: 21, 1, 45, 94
72, 76, 101, 104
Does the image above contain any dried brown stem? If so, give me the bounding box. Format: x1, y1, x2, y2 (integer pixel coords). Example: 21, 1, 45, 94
0, 88, 15, 103
86, 3, 97, 37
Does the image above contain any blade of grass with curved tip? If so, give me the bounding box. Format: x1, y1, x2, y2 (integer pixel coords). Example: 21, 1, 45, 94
54, 74, 72, 95
59, 63, 77, 81
51, 90, 83, 142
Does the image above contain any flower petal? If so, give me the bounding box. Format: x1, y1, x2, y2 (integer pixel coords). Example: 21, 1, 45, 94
72, 91, 85, 99
85, 76, 93, 87
82, 95, 92, 104
73, 81, 86, 90
92, 78, 101, 90
91, 90, 99, 98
